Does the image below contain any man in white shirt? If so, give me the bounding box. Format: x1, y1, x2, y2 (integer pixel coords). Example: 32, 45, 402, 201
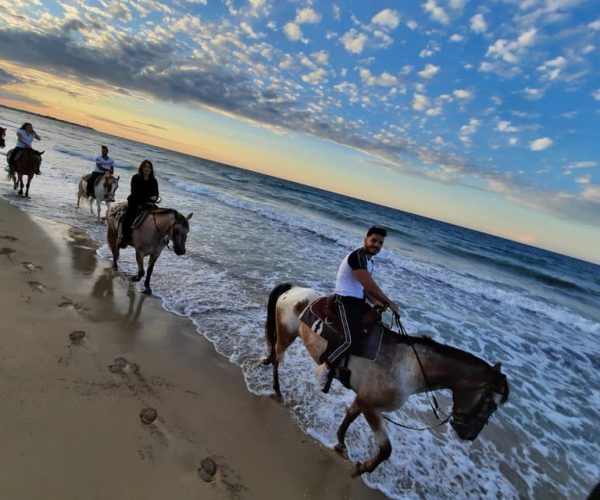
318, 226, 400, 392
87, 145, 115, 197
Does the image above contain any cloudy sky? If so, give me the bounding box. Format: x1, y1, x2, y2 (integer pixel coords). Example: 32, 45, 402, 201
1, 0, 599, 263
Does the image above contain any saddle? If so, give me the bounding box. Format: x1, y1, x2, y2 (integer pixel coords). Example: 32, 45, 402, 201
300, 296, 384, 365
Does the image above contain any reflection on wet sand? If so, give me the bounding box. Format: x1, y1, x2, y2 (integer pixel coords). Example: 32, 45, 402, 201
67, 227, 97, 276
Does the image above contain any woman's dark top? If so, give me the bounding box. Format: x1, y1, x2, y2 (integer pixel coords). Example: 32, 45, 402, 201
128, 173, 159, 207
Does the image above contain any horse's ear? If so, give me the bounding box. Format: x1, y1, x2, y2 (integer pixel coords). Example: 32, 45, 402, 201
186, 213, 193, 220
492, 362, 501, 372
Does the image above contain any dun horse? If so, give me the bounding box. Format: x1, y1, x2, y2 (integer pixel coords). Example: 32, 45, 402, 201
263, 284, 510, 476
8, 149, 43, 198
77, 173, 119, 222
106, 203, 192, 294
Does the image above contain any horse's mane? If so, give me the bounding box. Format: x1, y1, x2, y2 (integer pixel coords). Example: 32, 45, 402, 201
151, 208, 189, 228
386, 331, 490, 369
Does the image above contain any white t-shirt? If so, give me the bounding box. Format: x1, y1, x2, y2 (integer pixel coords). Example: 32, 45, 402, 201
334, 247, 373, 298
16, 129, 35, 148
94, 155, 115, 173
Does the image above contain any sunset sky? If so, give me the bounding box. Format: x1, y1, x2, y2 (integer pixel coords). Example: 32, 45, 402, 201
0, 0, 599, 263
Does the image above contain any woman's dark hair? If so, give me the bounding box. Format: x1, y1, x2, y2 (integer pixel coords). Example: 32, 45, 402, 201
366, 226, 387, 237
19, 122, 32, 131
137, 159, 155, 178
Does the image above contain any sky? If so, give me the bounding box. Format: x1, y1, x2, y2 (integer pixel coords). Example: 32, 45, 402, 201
0, 0, 599, 264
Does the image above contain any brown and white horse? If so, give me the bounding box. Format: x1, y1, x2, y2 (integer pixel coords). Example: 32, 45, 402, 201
8, 149, 43, 197
76, 173, 119, 222
263, 283, 510, 477
106, 203, 192, 295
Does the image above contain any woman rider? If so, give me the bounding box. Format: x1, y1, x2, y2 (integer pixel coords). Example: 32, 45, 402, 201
8, 123, 42, 175
119, 159, 159, 248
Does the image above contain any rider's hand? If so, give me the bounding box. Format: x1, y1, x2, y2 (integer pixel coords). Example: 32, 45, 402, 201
387, 300, 400, 316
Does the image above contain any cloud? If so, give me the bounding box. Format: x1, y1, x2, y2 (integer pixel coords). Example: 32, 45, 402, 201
423, 0, 449, 25
302, 68, 327, 85
449, 33, 464, 42
371, 9, 400, 30
566, 161, 597, 169
453, 89, 473, 100
537, 56, 567, 81
341, 29, 367, 54
575, 174, 591, 184
417, 63, 439, 79
359, 68, 398, 87
523, 87, 545, 100
470, 14, 487, 34
588, 18, 600, 30
412, 93, 429, 111
283, 22, 303, 41
295, 8, 321, 24
496, 120, 519, 132
592, 88, 600, 101
530, 137, 553, 151
0, 67, 20, 85
459, 118, 481, 144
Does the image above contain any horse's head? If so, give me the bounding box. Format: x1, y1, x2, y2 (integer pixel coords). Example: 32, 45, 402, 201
103, 174, 119, 201
171, 212, 193, 256
450, 362, 509, 441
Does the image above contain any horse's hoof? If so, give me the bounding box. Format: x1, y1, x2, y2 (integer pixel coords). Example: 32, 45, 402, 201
334, 443, 347, 456
350, 462, 364, 478
261, 357, 272, 366
130, 275, 141, 282
143, 288, 152, 295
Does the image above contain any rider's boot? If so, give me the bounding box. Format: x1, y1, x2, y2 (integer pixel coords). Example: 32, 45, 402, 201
316, 363, 335, 393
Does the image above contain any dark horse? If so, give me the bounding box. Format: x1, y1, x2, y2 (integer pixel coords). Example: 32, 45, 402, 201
263, 284, 510, 476
106, 202, 192, 294
0, 127, 5, 149
8, 149, 43, 197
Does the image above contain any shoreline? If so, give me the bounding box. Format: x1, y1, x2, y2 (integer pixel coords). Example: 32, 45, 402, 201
0, 199, 384, 499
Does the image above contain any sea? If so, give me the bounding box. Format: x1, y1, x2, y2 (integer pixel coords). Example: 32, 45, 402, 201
1, 107, 598, 499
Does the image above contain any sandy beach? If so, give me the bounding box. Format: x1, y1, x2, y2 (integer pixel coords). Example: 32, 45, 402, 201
0, 199, 384, 500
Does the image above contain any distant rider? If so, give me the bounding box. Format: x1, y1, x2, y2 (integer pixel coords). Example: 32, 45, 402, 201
87, 145, 115, 197
317, 226, 400, 392
7, 123, 41, 175
118, 159, 159, 248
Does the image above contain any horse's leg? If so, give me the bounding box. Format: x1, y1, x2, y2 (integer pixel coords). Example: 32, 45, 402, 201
142, 253, 159, 295
271, 326, 298, 397
18, 175, 23, 196
25, 175, 32, 197
335, 398, 363, 456
131, 249, 145, 282
96, 199, 101, 222
351, 408, 392, 477
107, 227, 119, 270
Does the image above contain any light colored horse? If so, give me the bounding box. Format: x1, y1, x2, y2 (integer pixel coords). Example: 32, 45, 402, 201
263, 283, 510, 477
8, 149, 43, 197
76, 173, 119, 222
106, 203, 192, 294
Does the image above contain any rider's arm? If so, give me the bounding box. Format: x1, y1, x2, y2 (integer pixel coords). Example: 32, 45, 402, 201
33, 131, 41, 140
352, 269, 399, 314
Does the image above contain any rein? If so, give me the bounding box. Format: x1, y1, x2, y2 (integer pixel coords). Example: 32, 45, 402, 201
151, 210, 173, 250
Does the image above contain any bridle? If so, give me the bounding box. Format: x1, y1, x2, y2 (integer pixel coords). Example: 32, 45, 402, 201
382, 313, 502, 432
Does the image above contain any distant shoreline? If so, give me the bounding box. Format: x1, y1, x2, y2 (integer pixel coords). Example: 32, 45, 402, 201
0, 103, 95, 131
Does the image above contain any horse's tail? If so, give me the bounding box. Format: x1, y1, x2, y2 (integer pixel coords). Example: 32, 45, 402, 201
265, 283, 293, 352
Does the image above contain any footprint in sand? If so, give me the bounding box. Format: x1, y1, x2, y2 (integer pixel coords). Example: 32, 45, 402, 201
22, 261, 43, 273
58, 297, 83, 311
0, 235, 18, 241
28, 281, 46, 293
0, 247, 16, 257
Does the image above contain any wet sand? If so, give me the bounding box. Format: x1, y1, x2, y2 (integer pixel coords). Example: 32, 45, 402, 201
0, 199, 385, 499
